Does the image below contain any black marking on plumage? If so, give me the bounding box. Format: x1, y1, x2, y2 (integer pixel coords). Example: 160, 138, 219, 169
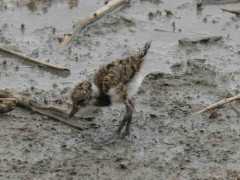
106, 63, 114, 69
76, 100, 84, 105
94, 93, 112, 107
139, 41, 152, 58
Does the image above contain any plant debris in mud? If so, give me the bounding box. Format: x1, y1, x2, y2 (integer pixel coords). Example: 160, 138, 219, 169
178, 36, 223, 46
26, 0, 54, 11
58, 0, 128, 50
140, 0, 163, 5
148, 10, 162, 20
202, 0, 240, 4
221, 8, 240, 16
164, 9, 173, 17
0, 98, 17, 113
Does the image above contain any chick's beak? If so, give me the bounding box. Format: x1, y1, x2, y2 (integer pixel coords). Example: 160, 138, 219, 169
69, 106, 79, 119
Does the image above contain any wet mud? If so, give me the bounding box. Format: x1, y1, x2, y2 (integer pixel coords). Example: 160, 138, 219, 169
1, 0, 240, 179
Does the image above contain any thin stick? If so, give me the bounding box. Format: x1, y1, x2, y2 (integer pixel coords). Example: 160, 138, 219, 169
58, 0, 127, 50
0, 46, 69, 71
188, 94, 240, 119
221, 8, 240, 16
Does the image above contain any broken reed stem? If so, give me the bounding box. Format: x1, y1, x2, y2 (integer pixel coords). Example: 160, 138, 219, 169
58, 0, 127, 50
0, 46, 69, 71
221, 8, 240, 16
0, 98, 18, 114
178, 36, 222, 45
188, 94, 240, 119
0, 90, 82, 129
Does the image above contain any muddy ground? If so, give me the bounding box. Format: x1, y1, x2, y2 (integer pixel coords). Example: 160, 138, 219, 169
1, 0, 240, 179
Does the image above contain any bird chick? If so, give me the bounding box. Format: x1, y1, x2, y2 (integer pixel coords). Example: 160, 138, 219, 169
69, 41, 152, 140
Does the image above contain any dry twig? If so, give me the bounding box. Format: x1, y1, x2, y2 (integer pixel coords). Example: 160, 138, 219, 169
0, 46, 69, 71
188, 94, 240, 119
221, 8, 240, 16
58, 0, 127, 50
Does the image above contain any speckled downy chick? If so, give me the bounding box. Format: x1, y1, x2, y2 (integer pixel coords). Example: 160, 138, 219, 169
69, 41, 152, 138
